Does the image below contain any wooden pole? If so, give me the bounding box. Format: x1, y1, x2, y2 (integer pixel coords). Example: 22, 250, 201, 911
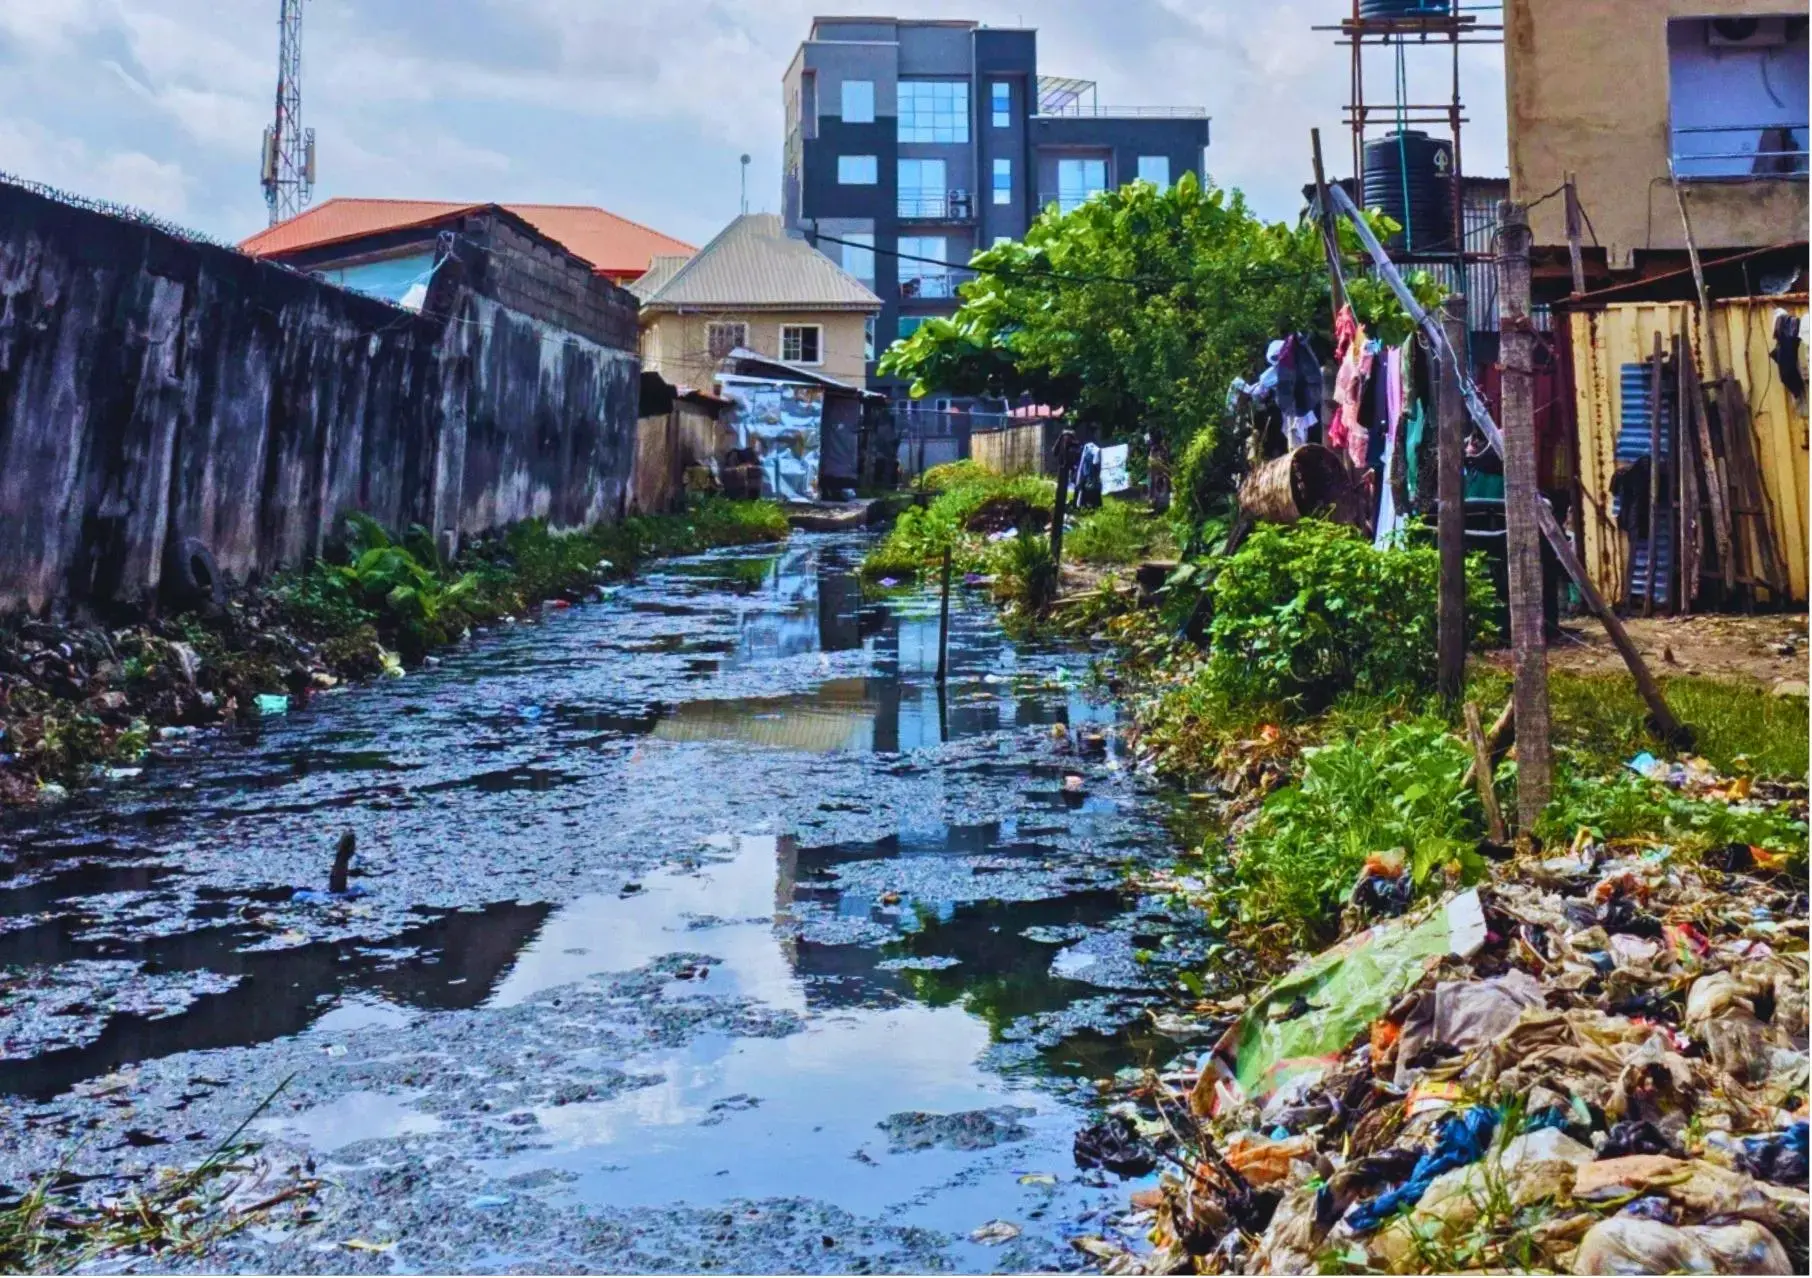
1464, 702, 1509, 844
1311, 129, 1347, 315
1563, 174, 1587, 298
935, 546, 952, 685
1050, 430, 1074, 575
1681, 334, 1735, 599
1496, 200, 1552, 834
1328, 182, 1687, 748
1675, 331, 1698, 615
1643, 331, 1664, 616
1437, 294, 1468, 704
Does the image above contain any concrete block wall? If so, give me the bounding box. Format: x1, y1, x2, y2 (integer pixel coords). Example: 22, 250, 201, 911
0, 181, 638, 617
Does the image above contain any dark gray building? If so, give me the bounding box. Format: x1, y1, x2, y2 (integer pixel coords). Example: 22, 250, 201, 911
782, 16, 1210, 410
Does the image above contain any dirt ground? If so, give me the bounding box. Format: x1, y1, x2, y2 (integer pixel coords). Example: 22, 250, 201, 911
1519, 611, 1809, 689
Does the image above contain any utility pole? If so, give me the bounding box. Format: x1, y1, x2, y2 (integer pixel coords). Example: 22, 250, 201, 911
1437, 294, 1468, 704
1496, 201, 1552, 834
261, 0, 316, 226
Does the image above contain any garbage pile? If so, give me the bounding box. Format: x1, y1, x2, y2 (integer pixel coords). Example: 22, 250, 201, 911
1072, 786, 1809, 1274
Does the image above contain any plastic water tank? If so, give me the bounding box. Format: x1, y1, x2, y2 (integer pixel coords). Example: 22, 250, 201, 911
1362, 131, 1455, 253
1357, 0, 1454, 18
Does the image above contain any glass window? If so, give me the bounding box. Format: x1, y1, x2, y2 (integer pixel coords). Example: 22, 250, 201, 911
841, 79, 875, 123
1137, 155, 1170, 190
991, 81, 1011, 128
992, 235, 1012, 247
864, 314, 876, 362
707, 322, 748, 359
1056, 157, 1107, 211
992, 158, 1012, 205
898, 80, 969, 143
899, 315, 930, 339
898, 235, 950, 298
838, 154, 877, 184
897, 158, 947, 217
781, 324, 822, 364
840, 231, 875, 284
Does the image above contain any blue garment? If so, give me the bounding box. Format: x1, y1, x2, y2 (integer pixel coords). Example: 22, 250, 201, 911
1347, 1108, 1498, 1233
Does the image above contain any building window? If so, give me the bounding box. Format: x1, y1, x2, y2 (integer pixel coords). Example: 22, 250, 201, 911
993, 158, 1012, 205
1055, 157, 1108, 211
838, 154, 878, 184
1137, 155, 1170, 190
898, 157, 948, 217
1666, 17, 1809, 178
991, 81, 1011, 128
992, 235, 1012, 247
840, 231, 875, 285
864, 314, 877, 362
781, 324, 823, 364
841, 79, 875, 123
898, 235, 950, 298
899, 315, 930, 339
707, 321, 748, 359
898, 80, 969, 143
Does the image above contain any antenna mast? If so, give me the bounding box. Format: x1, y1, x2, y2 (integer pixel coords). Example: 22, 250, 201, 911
260, 0, 316, 226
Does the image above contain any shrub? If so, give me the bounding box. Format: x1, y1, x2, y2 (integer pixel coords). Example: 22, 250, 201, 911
1536, 767, 1808, 860
1067, 497, 1166, 565
1206, 520, 1498, 710
861, 471, 1054, 581
991, 527, 1057, 609
1228, 718, 1486, 942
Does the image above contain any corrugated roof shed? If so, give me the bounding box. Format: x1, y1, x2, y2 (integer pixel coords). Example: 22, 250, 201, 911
634, 214, 881, 312
239, 198, 695, 282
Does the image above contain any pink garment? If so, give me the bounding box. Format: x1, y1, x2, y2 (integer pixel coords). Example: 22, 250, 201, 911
1327, 315, 1372, 460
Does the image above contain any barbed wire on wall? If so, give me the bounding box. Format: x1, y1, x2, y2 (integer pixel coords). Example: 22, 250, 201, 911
0, 169, 236, 251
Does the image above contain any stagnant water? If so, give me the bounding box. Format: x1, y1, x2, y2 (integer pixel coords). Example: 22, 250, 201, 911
0, 533, 1211, 1273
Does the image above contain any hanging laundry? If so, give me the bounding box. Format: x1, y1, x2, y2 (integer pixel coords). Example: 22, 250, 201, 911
1403, 400, 1428, 504
1375, 348, 1410, 547
1329, 312, 1372, 466
1774, 310, 1805, 401
1274, 333, 1324, 424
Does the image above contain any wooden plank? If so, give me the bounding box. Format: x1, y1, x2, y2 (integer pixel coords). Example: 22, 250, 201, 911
1438, 295, 1468, 703
1681, 336, 1735, 599
1643, 331, 1664, 616
1464, 702, 1508, 844
1563, 174, 1587, 298
1496, 200, 1553, 833
1675, 331, 1698, 615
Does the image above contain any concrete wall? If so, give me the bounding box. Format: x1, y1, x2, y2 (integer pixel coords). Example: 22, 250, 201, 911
1506, 0, 1809, 261
0, 182, 638, 616
640, 309, 873, 387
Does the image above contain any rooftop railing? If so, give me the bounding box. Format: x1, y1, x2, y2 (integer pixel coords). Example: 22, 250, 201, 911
1671, 123, 1809, 179
1034, 104, 1208, 119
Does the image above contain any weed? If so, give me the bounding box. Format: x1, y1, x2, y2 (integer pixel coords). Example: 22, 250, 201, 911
1067, 497, 1171, 566
991, 528, 1057, 611
861, 470, 1055, 582
1206, 520, 1499, 710
1536, 766, 1807, 859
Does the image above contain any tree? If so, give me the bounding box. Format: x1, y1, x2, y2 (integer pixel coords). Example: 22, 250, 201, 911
878, 173, 1329, 455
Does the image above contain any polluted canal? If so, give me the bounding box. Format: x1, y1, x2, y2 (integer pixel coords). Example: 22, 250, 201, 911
0, 533, 1211, 1273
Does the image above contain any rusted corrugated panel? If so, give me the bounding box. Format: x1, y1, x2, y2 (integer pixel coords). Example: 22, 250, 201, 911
1568, 299, 1808, 608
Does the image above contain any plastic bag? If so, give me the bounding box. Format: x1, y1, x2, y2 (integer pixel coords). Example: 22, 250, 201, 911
1573, 1216, 1791, 1275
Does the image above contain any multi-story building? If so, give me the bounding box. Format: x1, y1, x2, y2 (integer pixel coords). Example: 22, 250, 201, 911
782, 16, 1210, 410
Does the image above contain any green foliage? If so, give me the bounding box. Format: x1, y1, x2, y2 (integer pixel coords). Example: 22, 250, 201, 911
877, 173, 1333, 457
1206, 520, 1499, 709
1230, 718, 1486, 942
1174, 423, 1240, 533
1346, 269, 1448, 346
1537, 767, 1808, 859
918, 459, 991, 493
861, 470, 1054, 582
1067, 497, 1169, 565
991, 527, 1057, 610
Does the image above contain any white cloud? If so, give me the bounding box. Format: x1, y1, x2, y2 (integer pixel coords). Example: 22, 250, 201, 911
0, 118, 189, 216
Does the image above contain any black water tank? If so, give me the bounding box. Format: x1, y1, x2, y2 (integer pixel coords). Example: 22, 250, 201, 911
1363, 130, 1455, 253
1358, 0, 1453, 18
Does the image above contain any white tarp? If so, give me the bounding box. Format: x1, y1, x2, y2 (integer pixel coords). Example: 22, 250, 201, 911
1099, 443, 1130, 494
717, 376, 823, 502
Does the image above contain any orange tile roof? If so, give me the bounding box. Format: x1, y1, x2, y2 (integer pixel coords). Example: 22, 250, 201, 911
238, 197, 695, 281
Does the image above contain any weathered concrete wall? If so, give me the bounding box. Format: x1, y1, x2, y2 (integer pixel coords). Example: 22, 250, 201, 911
1506, 0, 1809, 262
0, 183, 638, 616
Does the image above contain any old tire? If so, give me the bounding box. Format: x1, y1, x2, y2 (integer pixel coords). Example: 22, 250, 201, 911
165, 537, 224, 608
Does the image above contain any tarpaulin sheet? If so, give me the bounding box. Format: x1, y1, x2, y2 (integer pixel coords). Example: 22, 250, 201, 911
1197, 889, 1487, 1114
718, 376, 822, 502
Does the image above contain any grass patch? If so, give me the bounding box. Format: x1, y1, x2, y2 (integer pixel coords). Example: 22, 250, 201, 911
861, 470, 1055, 583
1067, 497, 1173, 566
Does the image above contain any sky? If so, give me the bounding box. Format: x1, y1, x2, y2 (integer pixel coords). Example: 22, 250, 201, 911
0, 0, 1508, 249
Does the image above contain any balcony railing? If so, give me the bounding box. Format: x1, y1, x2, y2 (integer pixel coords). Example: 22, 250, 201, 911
1671, 123, 1809, 179
1038, 190, 1104, 214
898, 190, 972, 220
899, 270, 973, 300
1035, 104, 1208, 119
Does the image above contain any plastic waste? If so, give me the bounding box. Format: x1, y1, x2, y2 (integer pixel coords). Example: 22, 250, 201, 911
254, 693, 290, 716
1348, 1107, 1498, 1232
1224, 1130, 1317, 1188
1736, 1122, 1808, 1186
1573, 1215, 1791, 1275
1599, 1119, 1679, 1160
1073, 1114, 1157, 1176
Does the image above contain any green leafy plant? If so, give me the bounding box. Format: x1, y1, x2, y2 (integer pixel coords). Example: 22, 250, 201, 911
1067, 497, 1168, 565
1205, 519, 1499, 710
1537, 767, 1808, 859
991, 527, 1057, 610
861, 470, 1054, 582
1229, 718, 1486, 942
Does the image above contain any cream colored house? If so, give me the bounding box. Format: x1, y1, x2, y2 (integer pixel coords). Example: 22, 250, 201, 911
630, 213, 881, 387
1506, 2, 1807, 268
